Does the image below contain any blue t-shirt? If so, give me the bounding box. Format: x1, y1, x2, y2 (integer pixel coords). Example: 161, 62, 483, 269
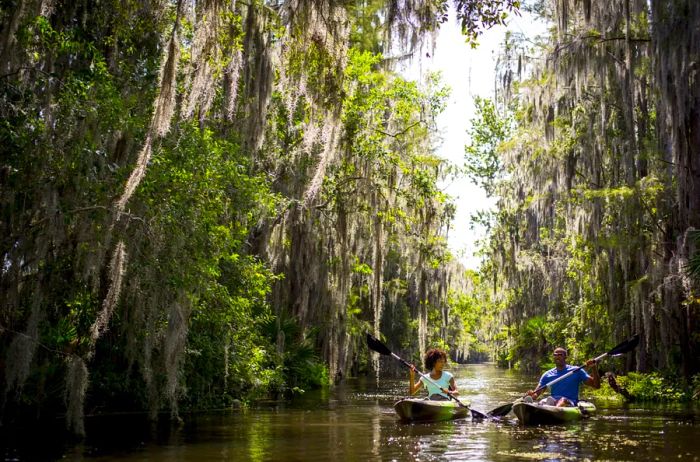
538, 365, 590, 404
420, 370, 454, 398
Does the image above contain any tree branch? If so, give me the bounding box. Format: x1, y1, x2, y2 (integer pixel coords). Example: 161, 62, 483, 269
375, 120, 422, 138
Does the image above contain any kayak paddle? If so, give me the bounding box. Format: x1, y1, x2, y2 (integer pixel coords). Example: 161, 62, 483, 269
366, 333, 469, 409
482, 334, 640, 419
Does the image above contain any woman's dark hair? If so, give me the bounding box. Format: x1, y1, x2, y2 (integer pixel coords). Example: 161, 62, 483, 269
424, 348, 447, 370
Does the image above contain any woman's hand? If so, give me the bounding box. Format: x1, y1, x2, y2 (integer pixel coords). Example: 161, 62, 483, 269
408, 365, 421, 395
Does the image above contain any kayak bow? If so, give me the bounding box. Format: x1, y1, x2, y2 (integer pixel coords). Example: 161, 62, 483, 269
394, 398, 470, 422
512, 400, 596, 425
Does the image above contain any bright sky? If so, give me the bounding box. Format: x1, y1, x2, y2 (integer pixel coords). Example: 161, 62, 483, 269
401, 9, 546, 270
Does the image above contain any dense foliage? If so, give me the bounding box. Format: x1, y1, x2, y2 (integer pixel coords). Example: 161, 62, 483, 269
466, 0, 700, 383
0, 0, 516, 434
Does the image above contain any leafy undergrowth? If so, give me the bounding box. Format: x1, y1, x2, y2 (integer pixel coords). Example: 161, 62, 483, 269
585, 372, 700, 402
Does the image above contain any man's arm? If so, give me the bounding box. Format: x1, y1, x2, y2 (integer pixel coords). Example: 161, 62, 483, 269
584, 359, 600, 389
527, 375, 547, 399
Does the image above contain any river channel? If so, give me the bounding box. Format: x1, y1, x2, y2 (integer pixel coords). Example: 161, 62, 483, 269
3, 363, 700, 461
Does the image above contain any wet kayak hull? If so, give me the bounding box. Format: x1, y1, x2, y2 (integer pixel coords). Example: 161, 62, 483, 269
512, 400, 596, 425
394, 398, 469, 422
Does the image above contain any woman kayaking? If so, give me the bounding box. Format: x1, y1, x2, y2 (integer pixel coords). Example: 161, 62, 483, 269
525, 347, 600, 406
409, 348, 458, 400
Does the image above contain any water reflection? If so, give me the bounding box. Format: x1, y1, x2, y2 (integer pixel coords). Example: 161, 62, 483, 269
247, 412, 272, 461
3, 364, 700, 461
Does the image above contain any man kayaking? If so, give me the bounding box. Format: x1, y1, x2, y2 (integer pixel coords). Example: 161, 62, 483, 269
525, 347, 600, 407
409, 348, 458, 400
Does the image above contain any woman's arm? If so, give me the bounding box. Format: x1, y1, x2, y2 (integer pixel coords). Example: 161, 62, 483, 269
409, 368, 423, 395
448, 377, 459, 395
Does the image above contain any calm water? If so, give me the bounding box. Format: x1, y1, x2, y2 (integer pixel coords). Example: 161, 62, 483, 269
3, 364, 700, 461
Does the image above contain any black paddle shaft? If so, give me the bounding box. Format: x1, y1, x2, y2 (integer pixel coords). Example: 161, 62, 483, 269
365, 333, 468, 408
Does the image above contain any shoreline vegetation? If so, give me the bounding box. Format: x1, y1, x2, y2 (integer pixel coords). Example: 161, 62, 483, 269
585, 372, 700, 404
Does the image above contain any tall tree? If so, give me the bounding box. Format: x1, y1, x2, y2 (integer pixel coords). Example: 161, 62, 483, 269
470, 0, 699, 377
1, 0, 521, 433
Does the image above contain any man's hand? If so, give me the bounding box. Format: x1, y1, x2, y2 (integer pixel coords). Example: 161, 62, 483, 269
585, 358, 601, 389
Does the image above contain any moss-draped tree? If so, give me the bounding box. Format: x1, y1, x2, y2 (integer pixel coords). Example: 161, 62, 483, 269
1, 0, 516, 434
469, 0, 699, 378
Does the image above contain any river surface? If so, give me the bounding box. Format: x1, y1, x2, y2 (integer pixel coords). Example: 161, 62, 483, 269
3, 364, 700, 461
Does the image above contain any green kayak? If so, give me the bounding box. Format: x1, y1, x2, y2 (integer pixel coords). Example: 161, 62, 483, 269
394, 398, 470, 422
512, 400, 596, 425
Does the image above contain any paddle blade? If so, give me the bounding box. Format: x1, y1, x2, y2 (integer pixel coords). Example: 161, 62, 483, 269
488, 402, 514, 417
470, 408, 489, 420
366, 333, 392, 356
608, 334, 640, 357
